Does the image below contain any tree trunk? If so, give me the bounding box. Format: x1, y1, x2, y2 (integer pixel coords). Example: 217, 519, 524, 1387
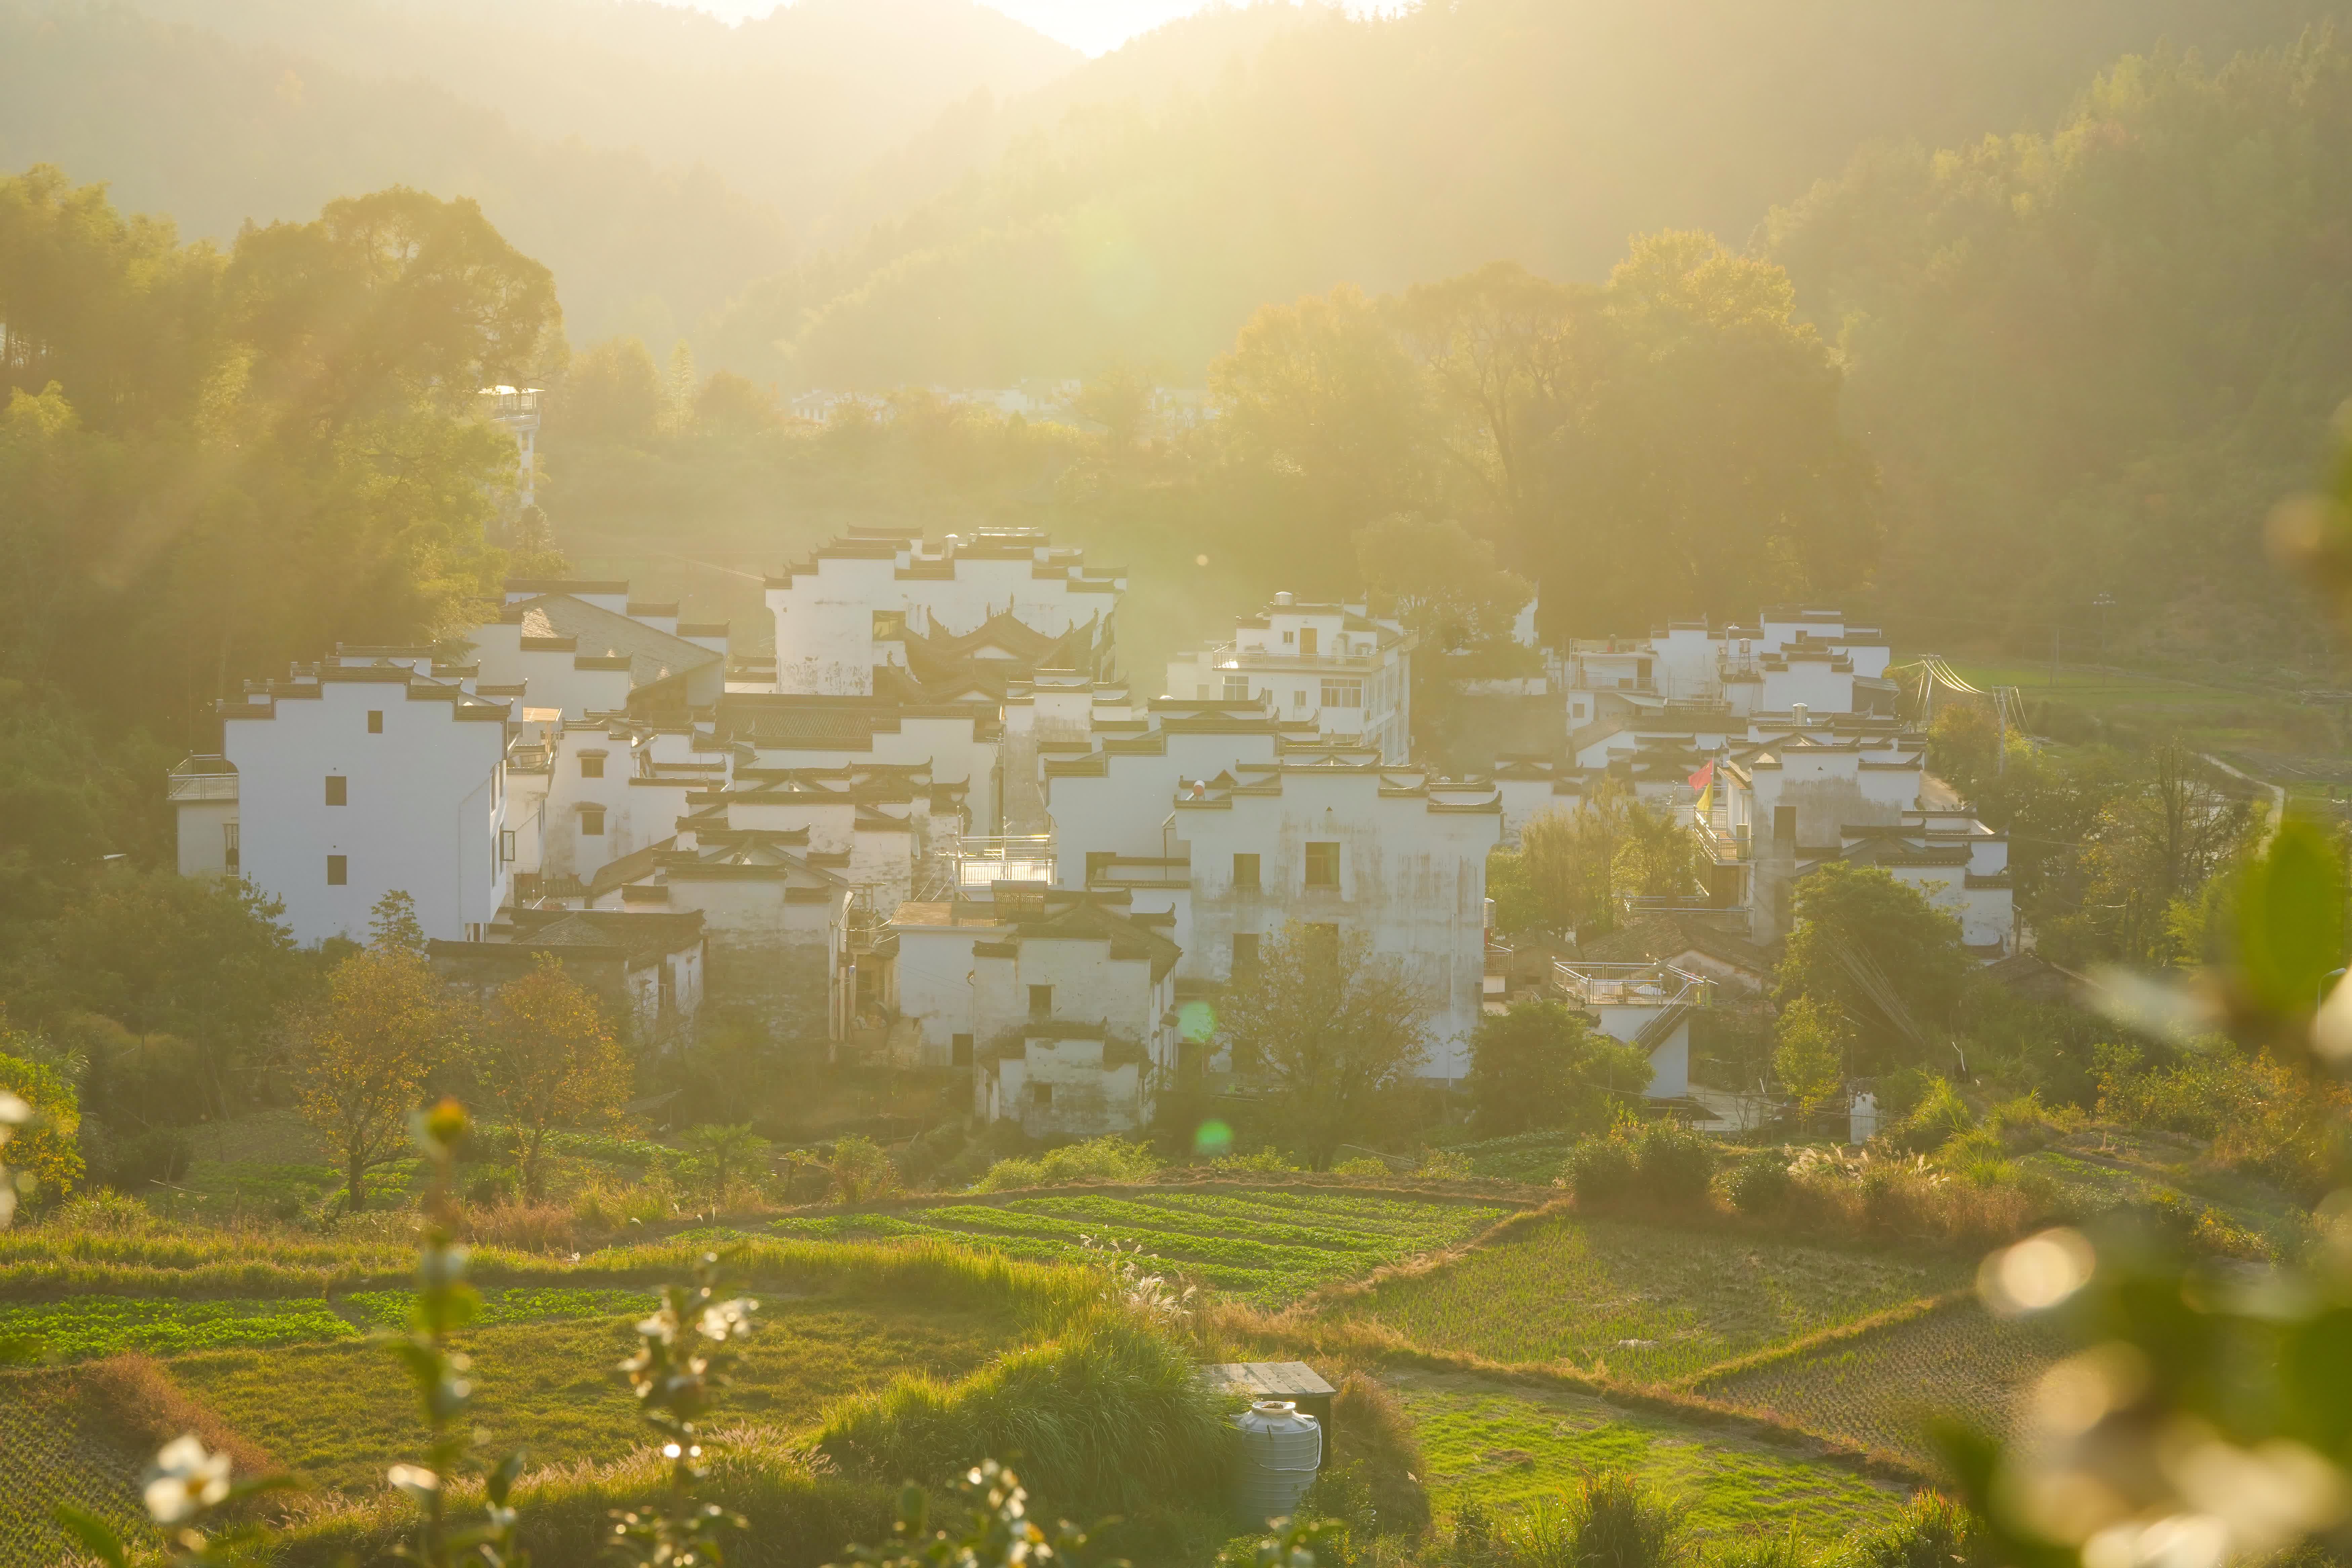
346, 1150, 367, 1213
523, 1129, 545, 1201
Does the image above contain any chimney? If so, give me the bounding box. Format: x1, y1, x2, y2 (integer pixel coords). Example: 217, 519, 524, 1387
1792, 702, 1810, 726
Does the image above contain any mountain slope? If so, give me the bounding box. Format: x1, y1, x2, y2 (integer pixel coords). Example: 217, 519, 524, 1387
716, 0, 2352, 386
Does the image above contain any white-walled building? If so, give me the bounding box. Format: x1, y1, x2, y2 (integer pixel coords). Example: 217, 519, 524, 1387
1559, 607, 1897, 730
211, 661, 514, 944
1041, 705, 1304, 880
713, 695, 1004, 837
1172, 753, 1501, 1079
763, 529, 1123, 697
883, 886, 1181, 1135
1164, 593, 1417, 763
429, 907, 705, 1048
469, 581, 728, 718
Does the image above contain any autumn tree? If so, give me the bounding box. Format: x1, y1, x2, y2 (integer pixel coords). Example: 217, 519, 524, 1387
1353, 513, 1532, 653
286, 893, 466, 1211
475, 953, 631, 1200
1772, 995, 1851, 1118
1776, 864, 1973, 1074
1464, 999, 1652, 1136
1210, 283, 1434, 540
1215, 922, 1432, 1169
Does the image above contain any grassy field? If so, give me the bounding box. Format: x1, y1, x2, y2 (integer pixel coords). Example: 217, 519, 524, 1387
1328, 1215, 1966, 1384
1938, 658, 2333, 762
0, 1370, 158, 1564
1696, 1300, 2069, 1470
769, 1189, 1511, 1308
1390, 1372, 1910, 1542
169, 1291, 1022, 1495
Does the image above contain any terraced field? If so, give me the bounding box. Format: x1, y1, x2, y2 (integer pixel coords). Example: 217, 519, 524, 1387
1328, 1214, 1967, 1383
0, 1371, 156, 1565
1391, 1372, 1911, 1539
0, 1286, 659, 1362
770, 1189, 1513, 1306
172, 1292, 1019, 1494
1696, 1300, 2069, 1468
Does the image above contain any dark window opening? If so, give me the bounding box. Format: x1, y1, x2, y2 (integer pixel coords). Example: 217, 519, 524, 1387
1305, 841, 1340, 890
1028, 984, 1052, 1019
1232, 852, 1260, 891
325, 775, 347, 806
1031, 1082, 1053, 1107
581, 806, 606, 837
951, 1033, 974, 1067
367, 710, 383, 733
1232, 933, 1260, 975
223, 823, 239, 873
326, 854, 347, 886
580, 754, 605, 778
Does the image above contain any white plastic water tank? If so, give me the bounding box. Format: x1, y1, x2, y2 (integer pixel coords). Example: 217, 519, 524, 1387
1232, 1399, 1322, 1524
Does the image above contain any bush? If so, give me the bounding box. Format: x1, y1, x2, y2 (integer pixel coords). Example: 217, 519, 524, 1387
1635, 1119, 1715, 1207
1564, 1130, 1639, 1204
970, 1136, 1162, 1193
1413, 1149, 1474, 1180
1885, 1076, 1975, 1155
1331, 1156, 1393, 1177
1725, 1149, 1794, 1215
814, 1306, 1228, 1520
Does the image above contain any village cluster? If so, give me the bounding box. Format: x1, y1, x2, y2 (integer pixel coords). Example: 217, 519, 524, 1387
166, 529, 2012, 1138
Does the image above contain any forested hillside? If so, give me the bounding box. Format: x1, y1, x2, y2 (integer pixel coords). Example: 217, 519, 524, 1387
715, 0, 2352, 388
1769, 40, 2352, 656
0, 0, 1073, 345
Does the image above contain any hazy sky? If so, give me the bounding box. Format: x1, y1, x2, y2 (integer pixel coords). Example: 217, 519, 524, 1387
655, 1, 1390, 57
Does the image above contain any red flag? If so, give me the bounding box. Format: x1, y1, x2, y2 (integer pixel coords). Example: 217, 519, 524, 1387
1686, 761, 1714, 792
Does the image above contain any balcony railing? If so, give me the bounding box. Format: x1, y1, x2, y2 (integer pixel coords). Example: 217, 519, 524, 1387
1552, 961, 1711, 1010
1211, 640, 1384, 671
948, 834, 1056, 889
166, 773, 238, 803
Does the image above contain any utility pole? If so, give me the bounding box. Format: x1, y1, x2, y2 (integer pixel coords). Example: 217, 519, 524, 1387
2094, 591, 2115, 666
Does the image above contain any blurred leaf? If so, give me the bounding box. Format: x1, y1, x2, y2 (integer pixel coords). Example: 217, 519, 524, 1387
50, 1506, 129, 1568
2234, 819, 2345, 1015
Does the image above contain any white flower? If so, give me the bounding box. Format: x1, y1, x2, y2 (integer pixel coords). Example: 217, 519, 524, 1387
697, 1297, 757, 1342
387, 1463, 440, 1498
0, 1090, 26, 1126
143, 1435, 232, 1524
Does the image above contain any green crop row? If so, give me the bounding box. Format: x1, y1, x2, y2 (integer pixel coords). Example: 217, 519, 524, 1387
0, 1286, 663, 1363
0, 1295, 360, 1361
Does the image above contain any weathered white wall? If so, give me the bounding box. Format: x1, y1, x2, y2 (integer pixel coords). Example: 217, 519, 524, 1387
1174, 771, 1500, 1079
224, 675, 510, 943
1044, 726, 1287, 882
175, 797, 239, 878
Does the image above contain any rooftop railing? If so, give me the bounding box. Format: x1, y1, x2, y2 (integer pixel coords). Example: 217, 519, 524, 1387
1551, 960, 1711, 1010
947, 833, 1057, 889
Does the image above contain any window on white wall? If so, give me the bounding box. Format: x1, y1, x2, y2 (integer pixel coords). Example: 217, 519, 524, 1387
326, 854, 347, 886
1320, 679, 1362, 709
1223, 676, 1249, 703
580, 753, 605, 779
581, 806, 606, 836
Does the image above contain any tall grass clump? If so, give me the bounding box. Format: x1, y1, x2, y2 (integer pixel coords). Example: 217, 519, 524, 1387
1488, 1470, 1691, 1568
1843, 1492, 1981, 1568
814, 1304, 1228, 1519
970, 1136, 1163, 1193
